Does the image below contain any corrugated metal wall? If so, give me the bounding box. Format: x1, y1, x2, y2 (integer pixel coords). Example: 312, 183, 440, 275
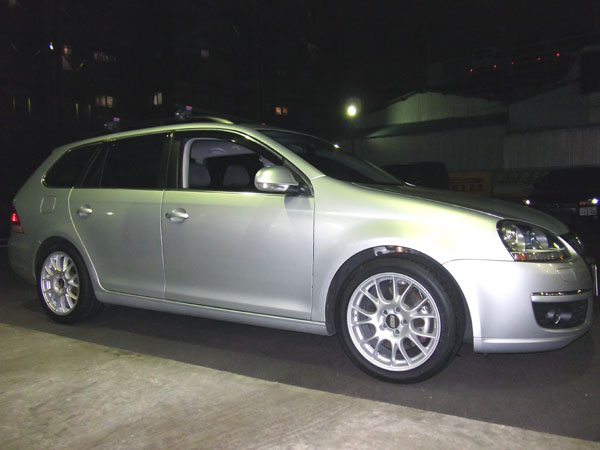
385, 92, 505, 124
508, 84, 589, 132
360, 92, 506, 128
356, 125, 505, 171
354, 91, 600, 172
504, 126, 600, 168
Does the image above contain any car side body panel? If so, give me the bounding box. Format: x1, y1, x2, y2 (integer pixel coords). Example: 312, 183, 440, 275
8, 148, 76, 282
161, 189, 314, 319
309, 177, 510, 323
69, 188, 165, 298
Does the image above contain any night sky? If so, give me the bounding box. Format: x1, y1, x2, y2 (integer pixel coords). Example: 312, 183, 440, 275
2, 0, 599, 137
16, 0, 598, 110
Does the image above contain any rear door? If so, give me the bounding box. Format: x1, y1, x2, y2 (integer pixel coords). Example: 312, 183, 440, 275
69, 132, 171, 298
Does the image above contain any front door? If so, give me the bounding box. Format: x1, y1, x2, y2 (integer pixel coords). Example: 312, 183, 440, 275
161, 130, 314, 319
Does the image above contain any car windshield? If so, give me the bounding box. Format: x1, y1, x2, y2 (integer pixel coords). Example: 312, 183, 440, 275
259, 129, 402, 184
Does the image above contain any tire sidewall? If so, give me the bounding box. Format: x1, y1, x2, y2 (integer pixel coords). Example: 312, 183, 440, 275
336, 256, 461, 383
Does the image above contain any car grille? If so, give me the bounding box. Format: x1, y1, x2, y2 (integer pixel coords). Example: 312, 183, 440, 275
532, 300, 588, 329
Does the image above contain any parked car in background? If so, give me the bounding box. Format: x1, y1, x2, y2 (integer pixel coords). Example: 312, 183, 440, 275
524, 167, 600, 222
382, 162, 450, 190
524, 166, 600, 252
8, 120, 596, 383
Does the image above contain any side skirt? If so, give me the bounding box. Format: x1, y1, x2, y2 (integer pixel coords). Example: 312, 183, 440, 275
95, 290, 331, 336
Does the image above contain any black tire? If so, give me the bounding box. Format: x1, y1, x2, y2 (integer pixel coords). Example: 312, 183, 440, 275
336, 256, 464, 383
36, 242, 103, 324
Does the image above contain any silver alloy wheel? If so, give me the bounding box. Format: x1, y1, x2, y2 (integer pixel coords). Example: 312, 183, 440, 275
40, 251, 80, 316
347, 272, 441, 371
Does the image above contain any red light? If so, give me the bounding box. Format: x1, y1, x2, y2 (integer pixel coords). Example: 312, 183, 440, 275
112, 117, 121, 122
469, 68, 473, 73
556, 52, 560, 58
493, 64, 497, 69
537, 57, 541, 61
511, 61, 515, 65
9, 207, 24, 234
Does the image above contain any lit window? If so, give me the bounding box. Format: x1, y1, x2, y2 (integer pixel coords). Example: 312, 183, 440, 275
62, 46, 72, 70
153, 92, 163, 106
94, 51, 116, 63
95, 95, 115, 108
274, 105, 288, 116
201, 49, 210, 59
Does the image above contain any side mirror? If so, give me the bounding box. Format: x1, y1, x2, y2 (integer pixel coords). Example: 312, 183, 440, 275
255, 166, 300, 193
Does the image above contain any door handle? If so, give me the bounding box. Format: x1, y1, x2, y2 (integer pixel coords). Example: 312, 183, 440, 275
77, 205, 93, 218
165, 209, 189, 222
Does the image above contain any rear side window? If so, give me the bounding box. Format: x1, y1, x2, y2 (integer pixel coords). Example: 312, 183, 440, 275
44, 145, 99, 188
84, 133, 169, 189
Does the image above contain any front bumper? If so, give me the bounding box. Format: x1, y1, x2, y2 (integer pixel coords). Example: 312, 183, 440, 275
444, 257, 594, 353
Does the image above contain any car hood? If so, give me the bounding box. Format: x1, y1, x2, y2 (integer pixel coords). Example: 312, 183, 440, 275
358, 184, 569, 234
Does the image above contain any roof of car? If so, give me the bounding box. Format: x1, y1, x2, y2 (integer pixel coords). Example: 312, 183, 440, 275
56, 119, 311, 160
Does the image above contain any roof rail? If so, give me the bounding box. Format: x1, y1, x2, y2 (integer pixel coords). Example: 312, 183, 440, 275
90, 107, 254, 137
174, 105, 235, 124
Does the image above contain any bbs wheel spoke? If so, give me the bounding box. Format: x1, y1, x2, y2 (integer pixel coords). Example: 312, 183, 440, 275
40, 251, 80, 316
347, 271, 441, 372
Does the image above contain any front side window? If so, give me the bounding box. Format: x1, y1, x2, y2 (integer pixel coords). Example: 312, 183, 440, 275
83, 133, 169, 189
175, 132, 281, 192
44, 144, 100, 188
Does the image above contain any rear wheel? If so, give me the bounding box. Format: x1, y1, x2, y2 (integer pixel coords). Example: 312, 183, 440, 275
336, 257, 464, 383
37, 243, 103, 323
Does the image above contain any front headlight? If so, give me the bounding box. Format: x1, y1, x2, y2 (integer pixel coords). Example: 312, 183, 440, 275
497, 220, 570, 262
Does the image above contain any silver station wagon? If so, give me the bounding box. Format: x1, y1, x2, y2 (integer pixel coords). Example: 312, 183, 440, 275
8, 120, 597, 382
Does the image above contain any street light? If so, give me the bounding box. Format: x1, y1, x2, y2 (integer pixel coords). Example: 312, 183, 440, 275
345, 100, 360, 154
346, 104, 358, 118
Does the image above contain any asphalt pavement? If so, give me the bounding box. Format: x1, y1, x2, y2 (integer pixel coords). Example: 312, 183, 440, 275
1, 247, 599, 447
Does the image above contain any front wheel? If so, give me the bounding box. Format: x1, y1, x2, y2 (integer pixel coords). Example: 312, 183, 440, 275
37, 243, 103, 324
336, 257, 464, 383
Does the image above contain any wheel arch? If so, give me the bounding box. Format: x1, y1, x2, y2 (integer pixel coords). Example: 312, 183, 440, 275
324, 246, 472, 340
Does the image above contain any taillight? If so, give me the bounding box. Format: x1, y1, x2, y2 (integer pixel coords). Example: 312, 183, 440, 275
9, 205, 24, 234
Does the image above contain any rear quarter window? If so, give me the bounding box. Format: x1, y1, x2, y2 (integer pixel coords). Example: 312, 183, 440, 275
43, 144, 100, 188
81, 133, 170, 189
